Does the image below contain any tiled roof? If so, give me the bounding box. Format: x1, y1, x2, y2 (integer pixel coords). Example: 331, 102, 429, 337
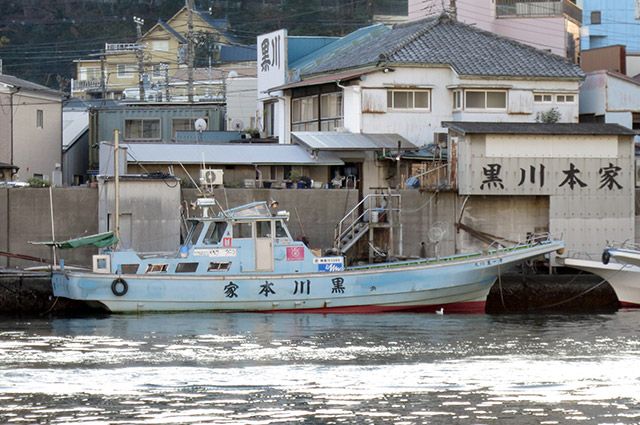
0, 74, 62, 96
442, 122, 637, 136
297, 15, 583, 79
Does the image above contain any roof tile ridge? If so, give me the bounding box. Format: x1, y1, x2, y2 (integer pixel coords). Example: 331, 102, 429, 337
378, 14, 444, 62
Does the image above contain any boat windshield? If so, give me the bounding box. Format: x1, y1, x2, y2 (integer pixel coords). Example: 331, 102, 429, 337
203, 222, 227, 245
189, 221, 205, 245
224, 202, 271, 219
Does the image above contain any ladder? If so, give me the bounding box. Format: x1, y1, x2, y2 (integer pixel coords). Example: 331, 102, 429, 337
334, 192, 402, 260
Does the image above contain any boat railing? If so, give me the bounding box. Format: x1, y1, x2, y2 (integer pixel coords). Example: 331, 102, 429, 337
606, 240, 640, 251
486, 232, 553, 252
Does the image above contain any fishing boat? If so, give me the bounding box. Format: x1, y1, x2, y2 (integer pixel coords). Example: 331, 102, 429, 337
560, 243, 640, 308
52, 198, 564, 313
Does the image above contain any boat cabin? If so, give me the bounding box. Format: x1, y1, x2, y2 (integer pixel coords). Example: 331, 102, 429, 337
95, 201, 344, 276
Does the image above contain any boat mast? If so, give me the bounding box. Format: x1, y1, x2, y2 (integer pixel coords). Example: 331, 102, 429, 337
114, 129, 120, 248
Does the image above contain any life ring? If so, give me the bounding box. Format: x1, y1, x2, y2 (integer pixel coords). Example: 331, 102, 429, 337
111, 278, 128, 296
602, 250, 611, 265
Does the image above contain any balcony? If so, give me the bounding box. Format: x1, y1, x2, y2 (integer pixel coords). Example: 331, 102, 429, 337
496, 0, 582, 23
105, 43, 140, 52
71, 79, 102, 93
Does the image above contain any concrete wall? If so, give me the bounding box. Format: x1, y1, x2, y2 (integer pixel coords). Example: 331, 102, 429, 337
0, 187, 98, 269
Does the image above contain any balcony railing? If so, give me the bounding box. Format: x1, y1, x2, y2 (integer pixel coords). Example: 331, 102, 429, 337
71, 78, 102, 92
496, 0, 582, 23
105, 43, 140, 52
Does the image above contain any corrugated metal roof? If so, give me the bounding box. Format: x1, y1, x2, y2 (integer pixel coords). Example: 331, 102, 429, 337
271, 68, 375, 91
0, 74, 63, 96
442, 122, 637, 136
292, 132, 418, 150
121, 143, 344, 165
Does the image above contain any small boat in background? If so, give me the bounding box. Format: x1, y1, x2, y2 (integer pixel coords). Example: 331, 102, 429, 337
52, 199, 564, 314
561, 242, 640, 308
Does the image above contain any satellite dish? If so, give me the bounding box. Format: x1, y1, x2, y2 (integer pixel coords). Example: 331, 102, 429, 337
194, 118, 208, 133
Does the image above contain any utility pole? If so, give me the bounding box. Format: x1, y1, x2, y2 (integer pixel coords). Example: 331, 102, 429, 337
163, 63, 170, 102
134, 16, 146, 102
186, 0, 195, 103
100, 51, 106, 101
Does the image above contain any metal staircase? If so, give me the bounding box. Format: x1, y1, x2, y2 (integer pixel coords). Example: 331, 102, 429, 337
334, 192, 402, 259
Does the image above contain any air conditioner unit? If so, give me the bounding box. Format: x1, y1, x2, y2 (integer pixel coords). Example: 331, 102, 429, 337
200, 169, 224, 186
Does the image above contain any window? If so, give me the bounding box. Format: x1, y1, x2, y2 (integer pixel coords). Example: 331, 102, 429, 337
116, 64, 136, 78
189, 222, 205, 245
80, 67, 101, 81
263, 101, 275, 137
233, 223, 252, 239
386, 89, 430, 110
556, 94, 575, 103
291, 95, 319, 131
124, 119, 161, 140
256, 221, 272, 238
153, 63, 168, 78
152, 40, 169, 52
633, 113, 640, 130
36, 110, 43, 128
453, 90, 462, 110
203, 222, 226, 245
275, 221, 289, 238
534, 94, 553, 103
120, 264, 139, 274
464, 90, 506, 110
176, 262, 199, 273
208, 262, 231, 271
320, 92, 343, 131
172, 118, 206, 138
145, 264, 168, 273
591, 11, 601, 25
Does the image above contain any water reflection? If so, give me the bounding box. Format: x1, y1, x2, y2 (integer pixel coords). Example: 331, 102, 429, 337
0, 311, 639, 423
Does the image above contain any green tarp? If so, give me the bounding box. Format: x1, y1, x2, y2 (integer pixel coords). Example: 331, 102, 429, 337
30, 231, 118, 249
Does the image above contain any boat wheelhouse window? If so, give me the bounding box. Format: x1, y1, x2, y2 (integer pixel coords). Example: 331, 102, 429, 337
146, 264, 168, 273
119, 264, 139, 274
275, 221, 288, 238
203, 222, 227, 245
257, 221, 272, 238
208, 262, 231, 271
233, 222, 252, 238
176, 262, 199, 273
189, 222, 205, 245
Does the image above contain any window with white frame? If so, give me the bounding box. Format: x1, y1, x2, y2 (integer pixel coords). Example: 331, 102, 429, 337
556, 94, 575, 103
387, 89, 430, 110
124, 119, 161, 140
534, 93, 553, 103
453, 90, 462, 110
117, 64, 136, 78
465, 90, 507, 110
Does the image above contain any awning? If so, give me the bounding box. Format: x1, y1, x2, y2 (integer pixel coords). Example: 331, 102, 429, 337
30, 231, 118, 249
108, 143, 343, 166
292, 132, 418, 151
0, 162, 19, 171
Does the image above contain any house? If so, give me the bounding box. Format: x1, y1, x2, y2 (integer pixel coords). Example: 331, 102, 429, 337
88, 102, 226, 174
579, 70, 640, 135
407, 0, 581, 62
71, 6, 244, 100
0, 74, 63, 183
445, 122, 636, 256
257, 15, 583, 192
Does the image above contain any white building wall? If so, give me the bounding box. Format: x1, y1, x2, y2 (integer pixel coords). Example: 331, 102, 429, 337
226, 77, 258, 131
350, 67, 580, 146
343, 85, 362, 133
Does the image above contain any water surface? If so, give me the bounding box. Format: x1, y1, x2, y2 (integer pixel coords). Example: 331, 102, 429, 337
1, 311, 639, 424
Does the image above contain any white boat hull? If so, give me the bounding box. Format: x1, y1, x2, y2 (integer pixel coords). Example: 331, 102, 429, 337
561, 258, 640, 307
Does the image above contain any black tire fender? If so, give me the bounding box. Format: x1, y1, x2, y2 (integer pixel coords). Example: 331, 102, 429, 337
602, 250, 611, 265
111, 278, 128, 296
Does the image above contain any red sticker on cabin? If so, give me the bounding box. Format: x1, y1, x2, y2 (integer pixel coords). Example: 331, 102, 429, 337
223, 237, 233, 247
286, 246, 305, 261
